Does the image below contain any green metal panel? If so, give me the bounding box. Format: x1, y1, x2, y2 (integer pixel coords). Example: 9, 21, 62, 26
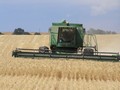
76, 27, 85, 47
49, 26, 58, 46
52, 23, 83, 27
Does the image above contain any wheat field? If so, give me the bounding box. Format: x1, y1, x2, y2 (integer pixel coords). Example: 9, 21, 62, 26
0, 34, 120, 90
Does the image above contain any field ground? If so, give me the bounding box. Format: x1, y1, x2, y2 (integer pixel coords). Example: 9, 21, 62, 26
0, 34, 120, 90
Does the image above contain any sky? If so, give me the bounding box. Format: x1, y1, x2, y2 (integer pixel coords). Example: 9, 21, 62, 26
0, 0, 120, 33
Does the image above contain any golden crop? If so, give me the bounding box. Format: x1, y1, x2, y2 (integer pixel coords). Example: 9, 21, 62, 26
0, 35, 120, 90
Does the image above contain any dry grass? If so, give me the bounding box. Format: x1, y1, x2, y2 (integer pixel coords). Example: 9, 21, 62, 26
0, 34, 120, 90
0, 75, 120, 90
97, 34, 120, 52
0, 59, 120, 81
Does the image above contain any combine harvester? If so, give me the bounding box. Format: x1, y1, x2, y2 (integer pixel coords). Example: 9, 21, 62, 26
12, 20, 120, 61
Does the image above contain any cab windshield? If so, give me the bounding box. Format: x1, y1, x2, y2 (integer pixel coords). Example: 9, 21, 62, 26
58, 27, 76, 43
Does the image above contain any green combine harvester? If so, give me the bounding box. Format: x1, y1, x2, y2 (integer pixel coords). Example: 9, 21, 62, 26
12, 20, 120, 61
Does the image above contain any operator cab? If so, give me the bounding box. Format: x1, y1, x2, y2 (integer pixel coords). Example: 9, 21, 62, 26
50, 20, 85, 53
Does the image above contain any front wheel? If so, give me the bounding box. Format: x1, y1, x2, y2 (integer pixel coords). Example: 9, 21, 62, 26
83, 49, 94, 56
50, 45, 56, 53
39, 46, 49, 53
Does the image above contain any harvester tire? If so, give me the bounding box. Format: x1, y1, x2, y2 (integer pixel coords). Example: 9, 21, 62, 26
83, 49, 94, 56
